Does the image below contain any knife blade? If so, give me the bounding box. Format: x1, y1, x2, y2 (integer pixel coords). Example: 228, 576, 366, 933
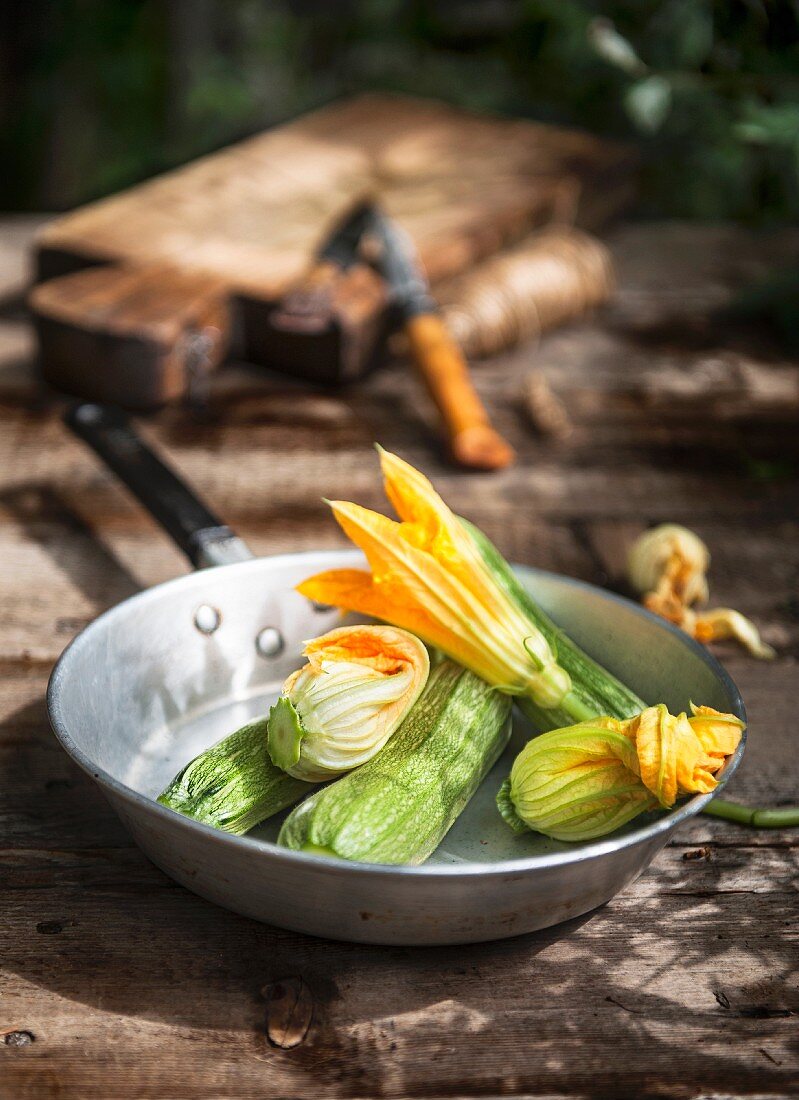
261, 199, 388, 383
316, 200, 376, 271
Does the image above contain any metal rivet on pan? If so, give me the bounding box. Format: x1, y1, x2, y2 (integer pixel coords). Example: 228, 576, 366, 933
193, 604, 221, 635
311, 600, 333, 613
255, 626, 284, 659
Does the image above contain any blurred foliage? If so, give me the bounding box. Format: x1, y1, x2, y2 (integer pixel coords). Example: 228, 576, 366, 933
731, 263, 799, 350
2, 0, 798, 221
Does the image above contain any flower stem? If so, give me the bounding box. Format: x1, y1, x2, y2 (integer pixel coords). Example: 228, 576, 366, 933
702, 799, 799, 828
517, 689, 603, 735
561, 690, 599, 725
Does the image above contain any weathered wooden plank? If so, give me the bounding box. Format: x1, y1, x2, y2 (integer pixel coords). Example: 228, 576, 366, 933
2, 409, 796, 539
2, 844, 797, 1099
36, 95, 634, 294
2, 219, 799, 1100
0, 669, 130, 851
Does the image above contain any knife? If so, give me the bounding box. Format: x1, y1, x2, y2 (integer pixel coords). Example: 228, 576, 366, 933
257, 200, 389, 384
365, 205, 515, 471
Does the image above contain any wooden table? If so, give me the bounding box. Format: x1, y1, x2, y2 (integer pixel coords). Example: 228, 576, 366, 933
2, 218, 797, 1099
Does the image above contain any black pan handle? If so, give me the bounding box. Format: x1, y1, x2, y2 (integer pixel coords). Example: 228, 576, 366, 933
65, 403, 253, 569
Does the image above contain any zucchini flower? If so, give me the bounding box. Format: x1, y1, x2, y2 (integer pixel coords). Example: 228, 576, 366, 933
267, 625, 429, 781
498, 703, 744, 842
628, 523, 710, 607
297, 448, 573, 711
628, 523, 775, 659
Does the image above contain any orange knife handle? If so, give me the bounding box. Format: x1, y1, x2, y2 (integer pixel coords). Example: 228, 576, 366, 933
404, 313, 515, 471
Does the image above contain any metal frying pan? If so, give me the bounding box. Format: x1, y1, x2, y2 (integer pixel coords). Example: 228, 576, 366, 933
48, 404, 746, 946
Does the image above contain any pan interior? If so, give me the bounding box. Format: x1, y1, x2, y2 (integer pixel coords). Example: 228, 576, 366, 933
50, 551, 743, 865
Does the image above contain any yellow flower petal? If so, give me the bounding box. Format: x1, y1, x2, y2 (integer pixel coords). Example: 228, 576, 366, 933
631, 703, 742, 806
301, 495, 570, 705
379, 447, 528, 645
302, 624, 427, 676
688, 703, 745, 763
329, 500, 513, 647
694, 608, 776, 660
296, 569, 451, 663
633, 705, 675, 806
378, 447, 492, 598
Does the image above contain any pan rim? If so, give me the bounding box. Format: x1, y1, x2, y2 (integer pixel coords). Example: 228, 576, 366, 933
47, 551, 746, 880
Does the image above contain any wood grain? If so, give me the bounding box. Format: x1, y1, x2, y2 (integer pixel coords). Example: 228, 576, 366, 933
30, 264, 231, 407
2, 218, 798, 1099
29, 94, 635, 404
35, 95, 635, 295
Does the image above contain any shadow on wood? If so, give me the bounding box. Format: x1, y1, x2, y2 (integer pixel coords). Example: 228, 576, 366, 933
0, 483, 140, 609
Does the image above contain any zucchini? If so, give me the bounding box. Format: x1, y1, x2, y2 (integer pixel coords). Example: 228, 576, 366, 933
462, 519, 646, 728
158, 718, 312, 835
278, 661, 512, 864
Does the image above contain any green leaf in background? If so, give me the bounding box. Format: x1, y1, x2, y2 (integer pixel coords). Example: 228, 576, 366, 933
646, 0, 714, 70
624, 75, 672, 134
587, 16, 646, 76
2, 0, 798, 224
735, 100, 799, 147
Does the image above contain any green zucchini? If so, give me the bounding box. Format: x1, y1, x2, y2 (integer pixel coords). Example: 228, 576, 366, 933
278, 661, 512, 864
462, 519, 646, 728
158, 718, 312, 835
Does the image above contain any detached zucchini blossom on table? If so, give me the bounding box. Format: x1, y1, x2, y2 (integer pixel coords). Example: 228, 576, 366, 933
297, 447, 574, 711
498, 703, 745, 842
267, 625, 429, 782
628, 523, 775, 660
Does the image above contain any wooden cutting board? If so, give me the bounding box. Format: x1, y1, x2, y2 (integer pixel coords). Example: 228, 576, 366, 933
31, 93, 635, 405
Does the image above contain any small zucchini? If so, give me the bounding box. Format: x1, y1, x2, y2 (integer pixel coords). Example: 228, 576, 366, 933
158, 718, 312, 835
278, 661, 512, 864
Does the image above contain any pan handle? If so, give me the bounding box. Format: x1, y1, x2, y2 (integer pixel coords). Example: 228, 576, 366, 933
65, 403, 253, 569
